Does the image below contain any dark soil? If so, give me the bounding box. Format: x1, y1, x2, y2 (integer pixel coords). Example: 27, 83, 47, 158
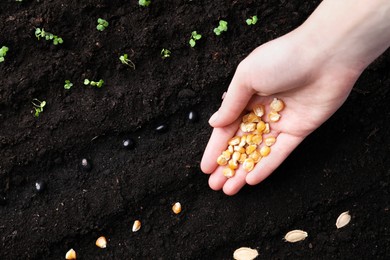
1, 0, 389, 259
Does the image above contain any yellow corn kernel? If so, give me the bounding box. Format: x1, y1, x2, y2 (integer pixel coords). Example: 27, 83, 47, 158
228, 136, 240, 146
252, 134, 262, 145
238, 153, 247, 164
223, 167, 235, 178
234, 146, 245, 154
256, 121, 266, 132
247, 112, 260, 123
249, 150, 262, 163
65, 249, 77, 260
172, 202, 182, 214
264, 123, 270, 134
222, 150, 231, 160
96, 236, 107, 248
268, 111, 281, 122
246, 144, 257, 155
217, 155, 228, 166
253, 104, 265, 117
239, 135, 247, 147
270, 98, 285, 112
243, 158, 255, 172
240, 122, 256, 133
228, 145, 234, 153
132, 220, 142, 232
265, 136, 276, 146
232, 151, 241, 162
246, 134, 254, 145
228, 159, 239, 170
260, 146, 271, 157
242, 113, 249, 123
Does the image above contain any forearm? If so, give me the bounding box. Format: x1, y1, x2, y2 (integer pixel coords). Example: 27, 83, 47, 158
300, 0, 390, 72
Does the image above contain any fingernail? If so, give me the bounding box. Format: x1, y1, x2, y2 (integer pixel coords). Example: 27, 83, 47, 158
208, 111, 219, 124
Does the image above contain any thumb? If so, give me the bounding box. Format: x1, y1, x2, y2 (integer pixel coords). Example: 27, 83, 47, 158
209, 75, 254, 128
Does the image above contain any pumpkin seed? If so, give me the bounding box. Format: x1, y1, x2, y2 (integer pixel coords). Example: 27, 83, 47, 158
336, 211, 351, 229
284, 230, 308, 243
233, 247, 259, 260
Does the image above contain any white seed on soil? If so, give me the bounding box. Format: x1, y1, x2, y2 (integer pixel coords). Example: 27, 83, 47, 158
233, 247, 259, 260
132, 220, 141, 232
172, 202, 182, 214
95, 236, 107, 248
336, 211, 351, 229
284, 230, 308, 243
65, 248, 77, 259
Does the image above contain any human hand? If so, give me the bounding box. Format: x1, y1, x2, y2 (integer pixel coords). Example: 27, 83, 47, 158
200, 28, 363, 195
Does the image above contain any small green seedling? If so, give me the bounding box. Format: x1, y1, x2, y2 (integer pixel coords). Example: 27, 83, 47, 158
119, 54, 135, 69
214, 20, 228, 36
161, 49, 171, 59
32, 99, 46, 117
246, 16, 258, 25
35, 28, 63, 45
64, 80, 73, 89
0, 46, 9, 63
139, 0, 151, 7
97, 18, 109, 31
84, 79, 104, 88
189, 31, 202, 47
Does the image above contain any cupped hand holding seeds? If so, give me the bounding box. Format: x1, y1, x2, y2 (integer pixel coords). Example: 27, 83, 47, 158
201, 0, 390, 195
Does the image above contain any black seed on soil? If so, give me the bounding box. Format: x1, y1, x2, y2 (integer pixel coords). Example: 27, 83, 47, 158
155, 124, 168, 133
81, 158, 92, 172
35, 181, 46, 192
122, 138, 135, 149
188, 110, 199, 122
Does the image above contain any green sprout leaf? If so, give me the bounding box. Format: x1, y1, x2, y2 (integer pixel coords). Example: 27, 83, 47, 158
64, 80, 73, 90
161, 48, 171, 59
189, 31, 202, 48
84, 79, 104, 88
214, 20, 228, 36
97, 18, 109, 31
119, 54, 135, 69
139, 0, 151, 7
0, 46, 9, 63
84, 79, 90, 85
246, 15, 258, 25
32, 99, 46, 117
35, 28, 63, 45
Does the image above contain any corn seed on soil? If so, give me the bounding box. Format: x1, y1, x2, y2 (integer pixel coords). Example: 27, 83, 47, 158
0, 0, 390, 259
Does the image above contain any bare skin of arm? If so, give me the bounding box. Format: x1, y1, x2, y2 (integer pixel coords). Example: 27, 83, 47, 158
201, 0, 390, 195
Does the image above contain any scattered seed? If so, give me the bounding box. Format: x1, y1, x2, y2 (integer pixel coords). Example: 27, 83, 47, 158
336, 211, 351, 229
253, 104, 265, 117
270, 98, 285, 112
239, 135, 247, 147
172, 202, 182, 214
234, 146, 246, 154
65, 248, 76, 259
228, 159, 239, 170
223, 167, 235, 178
132, 220, 141, 232
233, 247, 259, 260
263, 123, 270, 134
284, 230, 308, 243
155, 124, 168, 133
249, 150, 262, 163
238, 153, 247, 164
240, 122, 256, 133
188, 110, 199, 122
228, 136, 241, 146
222, 150, 232, 160
243, 158, 255, 172
265, 136, 276, 147
246, 112, 260, 123
217, 155, 228, 166
256, 121, 266, 133
80, 158, 92, 172
252, 134, 262, 145
95, 236, 107, 248
245, 144, 257, 155
232, 151, 241, 162
268, 111, 281, 122
228, 145, 234, 153
35, 181, 46, 193
122, 138, 135, 149
260, 146, 271, 157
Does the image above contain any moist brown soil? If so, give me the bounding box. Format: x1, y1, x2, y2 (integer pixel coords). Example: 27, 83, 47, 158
1, 0, 390, 259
